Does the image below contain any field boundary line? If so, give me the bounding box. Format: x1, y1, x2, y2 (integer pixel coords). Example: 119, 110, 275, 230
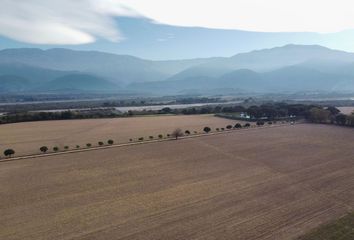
0, 123, 299, 163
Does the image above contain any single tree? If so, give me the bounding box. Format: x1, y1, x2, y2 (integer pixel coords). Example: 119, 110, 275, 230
171, 128, 183, 140
234, 123, 242, 129
107, 139, 114, 145
40, 146, 48, 153
98, 141, 104, 146
4, 149, 15, 157
244, 123, 251, 128
326, 106, 340, 115
53, 146, 59, 152
203, 127, 211, 133
256, 121, 265, 126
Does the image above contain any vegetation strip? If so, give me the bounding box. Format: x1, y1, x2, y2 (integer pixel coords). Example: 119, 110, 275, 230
0, 123, 294, 163
298, 212, 354, 240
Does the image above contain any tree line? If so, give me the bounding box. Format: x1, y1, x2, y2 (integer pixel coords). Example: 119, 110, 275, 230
2, 121, 262, 158
307, 106, 354, 127
1, 102, 353, 127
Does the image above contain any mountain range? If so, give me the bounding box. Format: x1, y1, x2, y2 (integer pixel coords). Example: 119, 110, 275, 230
1, 44, 354, 94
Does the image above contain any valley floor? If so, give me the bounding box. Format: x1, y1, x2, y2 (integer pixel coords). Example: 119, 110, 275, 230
1, 124, 354, 239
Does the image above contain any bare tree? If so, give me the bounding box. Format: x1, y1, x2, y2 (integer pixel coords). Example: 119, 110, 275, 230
171, 128, 183, 140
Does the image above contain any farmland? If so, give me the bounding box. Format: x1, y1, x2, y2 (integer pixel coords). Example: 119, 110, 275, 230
298, 212, 354, 240
338, 106, 354, 115
1, 124, 354, 240
0, 114, 237, 156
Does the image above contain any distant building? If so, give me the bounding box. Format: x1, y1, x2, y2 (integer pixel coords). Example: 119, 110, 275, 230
240, 112, 251, 119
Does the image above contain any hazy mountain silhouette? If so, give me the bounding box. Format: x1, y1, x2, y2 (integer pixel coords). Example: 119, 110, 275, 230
1, 44, 354, 94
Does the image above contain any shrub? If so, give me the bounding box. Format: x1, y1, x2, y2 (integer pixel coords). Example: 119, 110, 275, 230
64, 146, 69, 150
158, 134, 163, 139
216, 128, 220, 131
167, 134, 171, 138
53, 146, 59, 152
244, 123, 251, 128
226, 125, 233, 130
193, 131, 198, 134
98, 141, 104, 146
138, 137, 144, 141
86, 143, 92, 148
234, 123, 242, 129
203, 126, 211, 133
185, 130, 191, 135
149, 136, 154, 140
129, 138, 133, 142
107, 139, 114, 145
76, 145, 80, 149
4, 149, 15, 157
40, 146, 48, 153
221, 128, 225, 131
256, 121, 265, 126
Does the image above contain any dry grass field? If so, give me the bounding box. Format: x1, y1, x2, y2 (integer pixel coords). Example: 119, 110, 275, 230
0, 115, 237, 156
1, 124, 354, 240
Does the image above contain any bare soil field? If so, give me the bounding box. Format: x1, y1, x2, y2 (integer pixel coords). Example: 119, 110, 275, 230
0, 115, 237, 156
1, 124, 354, 240
338, 106, 354, 115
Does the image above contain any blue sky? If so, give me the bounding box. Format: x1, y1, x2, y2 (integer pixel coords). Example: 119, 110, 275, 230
1, 0, 354, 59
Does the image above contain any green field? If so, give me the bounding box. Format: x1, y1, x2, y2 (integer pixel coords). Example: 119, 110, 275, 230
299, 213, 354, 240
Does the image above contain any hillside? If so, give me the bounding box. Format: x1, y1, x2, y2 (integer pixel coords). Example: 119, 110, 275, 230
0, 48, 212, 84
38, 74, 119, 92
1, 45, 354, 94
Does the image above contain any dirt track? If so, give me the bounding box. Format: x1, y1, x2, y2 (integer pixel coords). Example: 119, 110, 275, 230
1, 124, 354, 240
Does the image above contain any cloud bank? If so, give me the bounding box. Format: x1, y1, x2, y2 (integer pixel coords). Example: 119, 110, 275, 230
125, 0, 354, 33
0, 0, 137, 44
1, 0, 354, 45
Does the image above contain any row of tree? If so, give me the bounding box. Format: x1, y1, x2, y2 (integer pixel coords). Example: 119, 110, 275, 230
3, 122, 261, 158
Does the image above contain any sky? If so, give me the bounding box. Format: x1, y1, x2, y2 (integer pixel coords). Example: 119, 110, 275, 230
1, 0, 354, 59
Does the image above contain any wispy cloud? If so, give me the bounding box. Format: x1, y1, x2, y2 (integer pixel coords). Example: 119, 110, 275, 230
156, 33, 175, 42
0, 0, 137, 44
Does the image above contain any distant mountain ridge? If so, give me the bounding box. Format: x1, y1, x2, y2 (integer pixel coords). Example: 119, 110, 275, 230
1, 44, 354, 94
